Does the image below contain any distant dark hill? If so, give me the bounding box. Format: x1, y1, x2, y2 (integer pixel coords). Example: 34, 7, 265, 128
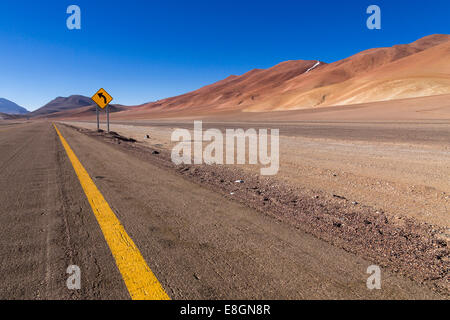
0, 98, 29, 114
32, 95, 94, 116
38, 103, 128, 119
29, 94, 129, 119
0, 112, 27, 120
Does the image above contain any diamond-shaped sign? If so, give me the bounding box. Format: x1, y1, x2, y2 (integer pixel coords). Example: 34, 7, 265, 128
92, 88, 113, 109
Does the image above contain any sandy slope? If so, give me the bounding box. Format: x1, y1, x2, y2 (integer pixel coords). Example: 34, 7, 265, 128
313, 39, 450, 108
102, 93, 450, 121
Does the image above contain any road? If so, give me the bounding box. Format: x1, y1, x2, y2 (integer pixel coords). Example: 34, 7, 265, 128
0, 121, 442, 299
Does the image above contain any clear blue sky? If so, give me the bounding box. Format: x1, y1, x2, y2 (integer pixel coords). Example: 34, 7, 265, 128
0, 0, 449, 111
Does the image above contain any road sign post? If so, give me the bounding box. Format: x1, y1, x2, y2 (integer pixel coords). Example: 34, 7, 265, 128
91, 88, 113, 133
96, 105, 99, 131
106, 104, 110, 133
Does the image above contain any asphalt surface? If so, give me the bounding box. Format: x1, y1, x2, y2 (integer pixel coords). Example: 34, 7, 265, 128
0, 121, 442, 299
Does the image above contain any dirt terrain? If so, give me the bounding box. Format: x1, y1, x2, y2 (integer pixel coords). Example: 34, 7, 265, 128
64, 119, 450, 229
0, 121, 447, 299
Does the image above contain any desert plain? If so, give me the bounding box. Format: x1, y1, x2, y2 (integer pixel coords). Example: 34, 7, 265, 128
1, 34, 449, 299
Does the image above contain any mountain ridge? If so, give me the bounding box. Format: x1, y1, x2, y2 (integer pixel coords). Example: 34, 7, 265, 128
0, 98, 29, 114
28, 94, 128, 119
31, 95, 94, 116
127, 34, 450, 114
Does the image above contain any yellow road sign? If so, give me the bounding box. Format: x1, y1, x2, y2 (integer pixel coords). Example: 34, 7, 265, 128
92, 88, 113, 109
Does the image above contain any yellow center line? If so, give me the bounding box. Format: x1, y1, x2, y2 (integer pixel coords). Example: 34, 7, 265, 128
53, 123, 170, 300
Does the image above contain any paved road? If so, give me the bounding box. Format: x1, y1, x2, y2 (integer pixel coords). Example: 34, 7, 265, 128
0, 121, 441, 299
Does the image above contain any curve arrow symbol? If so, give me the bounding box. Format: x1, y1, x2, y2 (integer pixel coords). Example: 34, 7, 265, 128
98, 93, 108, 104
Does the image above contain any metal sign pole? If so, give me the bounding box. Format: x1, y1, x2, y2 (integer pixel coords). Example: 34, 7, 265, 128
106, 104, 110, 133
96, 105, 99, 131
92, 89, 113, 132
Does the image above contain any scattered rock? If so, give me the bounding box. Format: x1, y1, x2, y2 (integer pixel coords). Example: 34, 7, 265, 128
152, 150, 160, 155
110, 131, 136, 142
435, 249, 448, 261
436, 232, 450, 247
433, 239, 447, 248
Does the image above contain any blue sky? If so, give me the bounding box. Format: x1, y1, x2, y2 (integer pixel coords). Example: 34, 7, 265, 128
0, 0, 449, 111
